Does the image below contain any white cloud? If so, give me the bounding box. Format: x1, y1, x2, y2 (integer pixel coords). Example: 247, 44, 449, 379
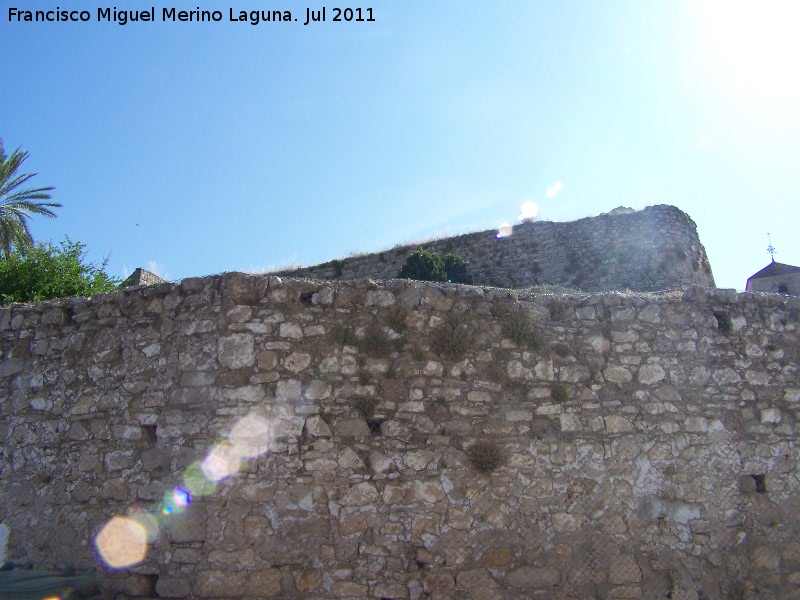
147, 261, 170, 280
545, 181, 564, 198
517, 201, 539, 222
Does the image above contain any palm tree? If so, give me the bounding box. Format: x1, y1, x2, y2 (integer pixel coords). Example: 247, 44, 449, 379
0, 138, 61, 259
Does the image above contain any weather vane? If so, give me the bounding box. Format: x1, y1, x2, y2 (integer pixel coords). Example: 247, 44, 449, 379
767, 233, 777, 262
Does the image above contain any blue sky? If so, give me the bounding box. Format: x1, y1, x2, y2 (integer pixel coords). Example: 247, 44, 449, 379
2, 0, 798, 290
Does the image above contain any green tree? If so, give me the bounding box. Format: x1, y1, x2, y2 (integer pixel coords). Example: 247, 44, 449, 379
0, 139, 61, 259
0, 238, 119, 306
444, 252, 473, 284
397, 248, 446, 282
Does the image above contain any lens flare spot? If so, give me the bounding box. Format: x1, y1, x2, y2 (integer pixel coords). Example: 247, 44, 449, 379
497, 223, 513, 238
183, 462, 218, 497
230, 414, 272, 458
162, 487, 191, 516
201, 443, 241, 482
95, 516, 148, 568
173, 487, 190, 506
129, 509, 160, 542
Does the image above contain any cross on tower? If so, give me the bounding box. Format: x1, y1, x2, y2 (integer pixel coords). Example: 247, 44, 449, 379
767, 233, 777, 262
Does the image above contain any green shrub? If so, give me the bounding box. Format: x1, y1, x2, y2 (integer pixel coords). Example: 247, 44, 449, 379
330, 259, 344, 279
397, 248, 446, 282
0, 238, 119, 306
467, 441, 505, 473
444, 252, 473, 284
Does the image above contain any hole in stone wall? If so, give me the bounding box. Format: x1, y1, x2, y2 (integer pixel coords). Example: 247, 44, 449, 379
141, 425, 158, 447
367, 420, 383, 437
714, 311, 733, 336
751, 474, 767, 493
300, 290, 315, 304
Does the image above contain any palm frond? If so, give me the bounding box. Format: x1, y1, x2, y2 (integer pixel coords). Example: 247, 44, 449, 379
0, 144, 58, 258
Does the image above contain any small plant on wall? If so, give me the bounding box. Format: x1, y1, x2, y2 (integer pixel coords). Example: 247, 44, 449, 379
551, 382, 570, 403
467, 440, 505, 473
501, 309, 547, 351
431, 317, 471, 361
331, 259, 344, 279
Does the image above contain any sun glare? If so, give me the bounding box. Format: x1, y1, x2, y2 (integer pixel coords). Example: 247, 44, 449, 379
695, 0, 800, 108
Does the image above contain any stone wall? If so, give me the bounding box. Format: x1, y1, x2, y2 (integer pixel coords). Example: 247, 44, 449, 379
1, 274, 798, 599
277, 205, 716, 292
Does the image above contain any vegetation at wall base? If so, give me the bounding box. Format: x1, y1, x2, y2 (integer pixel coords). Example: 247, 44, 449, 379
397, 248, 446, 282
397, 248, 473, 284
443, 252, 472, 284
0, 238, 119, 306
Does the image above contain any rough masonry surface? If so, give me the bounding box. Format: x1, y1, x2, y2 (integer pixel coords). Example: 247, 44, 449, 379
277, 205, 716, 292
1, 274, 798, 599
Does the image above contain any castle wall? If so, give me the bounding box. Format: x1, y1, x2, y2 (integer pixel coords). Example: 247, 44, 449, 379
1, 275, 798, 599
277, 205, 716, 292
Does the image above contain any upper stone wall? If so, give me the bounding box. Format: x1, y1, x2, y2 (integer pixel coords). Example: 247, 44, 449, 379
0, 275, 797, 599
278, 205, 716, 292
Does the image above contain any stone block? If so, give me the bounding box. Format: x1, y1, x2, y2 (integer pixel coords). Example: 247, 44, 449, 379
609, 554, 642, 584
423, 573, 455, 593
341, 482, 378, 506
604, 366, 632, 384
294, 569, 322, 592
244, 569, 282, 597
373, 582, 409, 599
605, 416, 634, 433
217, 333, 255, 369
503, 565, 561, 588
155, 577, 191, 598
332, 581, 368, 597
333, 418, 370, 438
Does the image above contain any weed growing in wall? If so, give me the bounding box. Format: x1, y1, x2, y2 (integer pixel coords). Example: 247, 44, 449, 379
467, 441, 505, 473
330, 325, 359, 348
331, 259, 344, 279
353, 397, 376, 420
486, 360, 508, 384
490, 297, 506, 319
362, 324, 393, 357
501, 309, 547, 351
548, 298, 567, 321
386, 308, 407, 333
551, 382, 570, 403
411, 345, 425, 362
552, 343, 571, 358
431, 318, 471, 361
